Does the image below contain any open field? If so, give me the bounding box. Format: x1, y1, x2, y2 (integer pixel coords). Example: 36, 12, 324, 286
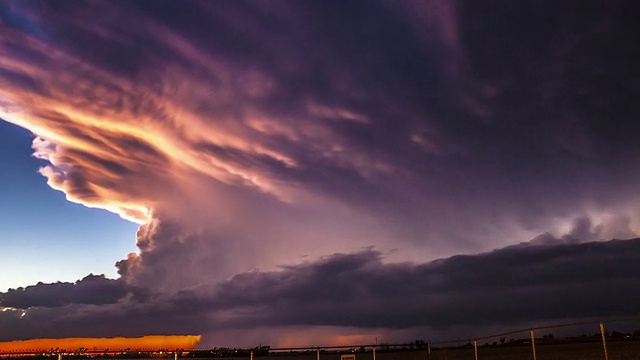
248, 341, 640, 360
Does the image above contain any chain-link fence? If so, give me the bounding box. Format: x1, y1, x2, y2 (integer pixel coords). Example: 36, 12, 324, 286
2, 318, 640, 360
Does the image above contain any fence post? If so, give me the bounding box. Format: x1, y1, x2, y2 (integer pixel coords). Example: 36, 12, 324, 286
600, 323, 609, 360
530, 329, 537, 360
250, 350, 254, 360
174, 352, 178, 360
58, 353, 62, 360
316, 348, 320, 360
473, 340, 478, 360
427, 341, 431, 357
372, 346, 376, 360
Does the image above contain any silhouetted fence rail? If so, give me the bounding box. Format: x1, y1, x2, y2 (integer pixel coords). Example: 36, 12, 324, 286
2, 317, 640, 360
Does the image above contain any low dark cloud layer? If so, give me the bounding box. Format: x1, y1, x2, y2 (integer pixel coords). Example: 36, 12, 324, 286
0, 275, 144, 309
1, 239, 638, 343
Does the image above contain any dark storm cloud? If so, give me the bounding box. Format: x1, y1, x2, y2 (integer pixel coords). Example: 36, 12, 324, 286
2, 239, 638, 341
0, 274, 142, 309
2, 0, 639, 253
204, 238, 640, 329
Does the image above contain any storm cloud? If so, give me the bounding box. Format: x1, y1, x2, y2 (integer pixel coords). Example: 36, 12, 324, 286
1, 0, 639, 345
1, 239, 638, 344
0, 274, 141, 309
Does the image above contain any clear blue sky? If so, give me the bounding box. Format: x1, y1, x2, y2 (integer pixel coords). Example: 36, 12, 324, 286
0, 121, 138, 291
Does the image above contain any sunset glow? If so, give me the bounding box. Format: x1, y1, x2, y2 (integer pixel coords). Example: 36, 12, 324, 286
0, 336, 201, 353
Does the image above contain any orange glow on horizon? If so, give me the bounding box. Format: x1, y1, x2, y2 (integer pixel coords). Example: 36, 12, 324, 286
0, 335, 201, 353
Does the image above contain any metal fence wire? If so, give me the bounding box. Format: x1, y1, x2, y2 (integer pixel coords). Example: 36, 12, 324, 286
2, 318, 640, 360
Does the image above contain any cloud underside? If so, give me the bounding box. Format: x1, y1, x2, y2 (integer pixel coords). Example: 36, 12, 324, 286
1, 239, 638, 343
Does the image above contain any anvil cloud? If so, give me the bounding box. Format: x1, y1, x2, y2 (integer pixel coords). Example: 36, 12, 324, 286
0, 0, 639, 345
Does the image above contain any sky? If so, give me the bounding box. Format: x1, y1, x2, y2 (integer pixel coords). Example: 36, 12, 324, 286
0, 0, 639, 347
0, 121, 138, 290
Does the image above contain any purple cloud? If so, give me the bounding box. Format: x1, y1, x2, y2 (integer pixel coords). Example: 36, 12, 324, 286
1, 239, 638, 343
0, 275, 144, 308
0, 0, 639, 345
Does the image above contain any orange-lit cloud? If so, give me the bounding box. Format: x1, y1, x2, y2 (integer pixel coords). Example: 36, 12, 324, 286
0, 19, 388, 225
0, 3, 418, 291
0, 335, 201, 352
